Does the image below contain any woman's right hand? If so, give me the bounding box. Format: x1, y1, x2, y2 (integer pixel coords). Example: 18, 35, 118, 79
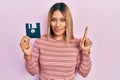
20, 36, 32, 60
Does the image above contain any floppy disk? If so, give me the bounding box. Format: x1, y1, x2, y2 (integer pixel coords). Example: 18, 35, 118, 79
25, 23, 41, 38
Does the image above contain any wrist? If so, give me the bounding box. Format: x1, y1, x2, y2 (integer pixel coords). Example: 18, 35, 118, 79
24, 54, 31, 61
82, 49, 90, 54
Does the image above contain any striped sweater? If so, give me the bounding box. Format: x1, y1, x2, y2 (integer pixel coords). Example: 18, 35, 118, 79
25, 35, 92, 80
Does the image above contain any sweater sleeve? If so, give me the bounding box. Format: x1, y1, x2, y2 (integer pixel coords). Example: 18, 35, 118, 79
25, 39, 40, 76
76, 51, 92, 77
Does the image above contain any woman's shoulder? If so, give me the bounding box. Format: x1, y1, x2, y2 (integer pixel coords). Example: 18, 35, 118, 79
71, 38, 80, 43
35, 34, 47, 42
41, 34, 47, 39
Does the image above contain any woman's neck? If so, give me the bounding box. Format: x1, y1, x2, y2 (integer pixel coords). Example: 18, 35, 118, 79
53, 35, 65, 40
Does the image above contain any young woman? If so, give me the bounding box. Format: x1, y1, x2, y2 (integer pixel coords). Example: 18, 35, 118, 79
20, 2, 92, 80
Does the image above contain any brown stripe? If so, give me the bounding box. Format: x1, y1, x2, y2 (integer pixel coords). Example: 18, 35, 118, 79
41, 52, 77, 57
42, 67, 74, 73
40, 47, 79, 53
41, 64, 75, 68
39, 42, 77, 48
40, 58, 75, 63
42, 70, 73, 78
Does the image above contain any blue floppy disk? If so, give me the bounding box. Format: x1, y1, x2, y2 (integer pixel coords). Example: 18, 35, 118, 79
26, 23, 41, 38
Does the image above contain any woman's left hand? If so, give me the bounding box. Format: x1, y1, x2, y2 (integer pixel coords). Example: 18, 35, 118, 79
80, 27, 92, 54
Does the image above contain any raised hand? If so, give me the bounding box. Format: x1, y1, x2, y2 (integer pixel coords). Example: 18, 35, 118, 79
20, 36, 32, 59
79, 27, 92, 54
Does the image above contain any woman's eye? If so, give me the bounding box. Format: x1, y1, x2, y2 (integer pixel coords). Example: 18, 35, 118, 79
61, 19, 66, 22
51, 19, 56, 22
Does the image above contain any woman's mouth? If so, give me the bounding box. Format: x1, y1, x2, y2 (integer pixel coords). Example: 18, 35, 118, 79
55, 28, 62, 32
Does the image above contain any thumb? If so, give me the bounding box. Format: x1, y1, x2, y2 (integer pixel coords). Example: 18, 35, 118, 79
28, 42, 32, 49
79, 38, 82, 43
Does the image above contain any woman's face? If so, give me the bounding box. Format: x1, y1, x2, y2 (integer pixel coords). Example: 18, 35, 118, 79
50, 10, 66, 37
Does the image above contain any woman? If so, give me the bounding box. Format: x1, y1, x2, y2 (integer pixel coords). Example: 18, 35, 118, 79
20, 2, 92, 80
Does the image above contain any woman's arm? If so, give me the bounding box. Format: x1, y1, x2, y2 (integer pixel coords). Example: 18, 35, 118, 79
25, 39, 40, 76
76, 52, 92, 77
76, 27, 92, 77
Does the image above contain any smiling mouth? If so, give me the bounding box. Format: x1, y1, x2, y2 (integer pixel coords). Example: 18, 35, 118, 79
55, 28, 62, 32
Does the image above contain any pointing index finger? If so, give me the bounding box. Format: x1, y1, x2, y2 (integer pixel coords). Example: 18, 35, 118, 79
83, 27, 88, 38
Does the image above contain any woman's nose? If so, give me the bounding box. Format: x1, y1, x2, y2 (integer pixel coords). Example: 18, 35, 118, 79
56, 21, 60, 27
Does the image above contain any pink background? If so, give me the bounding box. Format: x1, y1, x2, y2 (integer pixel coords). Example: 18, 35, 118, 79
0, 0, 120, 80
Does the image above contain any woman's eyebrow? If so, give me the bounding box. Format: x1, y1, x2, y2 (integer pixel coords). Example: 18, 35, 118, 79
51, 16, 65, 19
59, 16, 65, 18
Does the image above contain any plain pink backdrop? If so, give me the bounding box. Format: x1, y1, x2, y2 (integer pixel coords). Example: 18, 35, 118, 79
0, 0, 120, 80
